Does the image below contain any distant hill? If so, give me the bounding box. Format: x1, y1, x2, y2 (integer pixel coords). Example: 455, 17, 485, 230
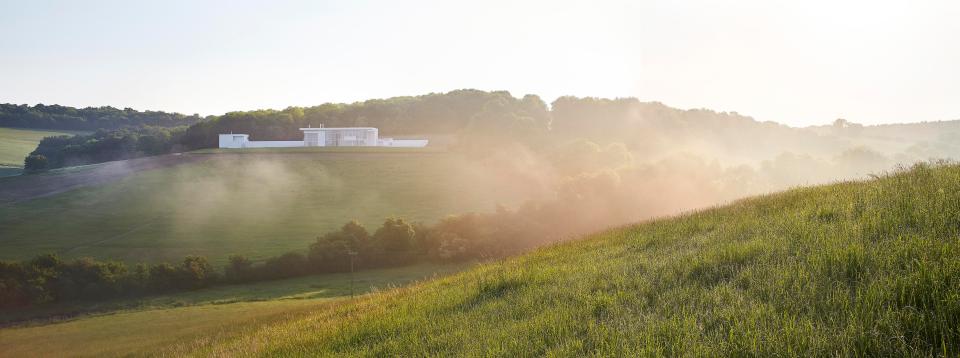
0, 151, 522, 265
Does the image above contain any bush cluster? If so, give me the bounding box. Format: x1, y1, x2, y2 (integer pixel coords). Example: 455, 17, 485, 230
25, 126, 187, 171
0, 255, 217, 308
0, 208, 557, 308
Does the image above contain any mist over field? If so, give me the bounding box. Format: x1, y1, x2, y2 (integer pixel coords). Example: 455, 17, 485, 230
406, 98, 960, 247
107, 96, 960, 256
4, 92, 959, 267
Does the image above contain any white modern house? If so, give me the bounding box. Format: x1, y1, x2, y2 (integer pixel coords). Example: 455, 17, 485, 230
218, 125, 428, 149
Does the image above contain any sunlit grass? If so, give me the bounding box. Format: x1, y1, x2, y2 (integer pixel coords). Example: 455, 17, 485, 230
170, 161, 960, 356
0, 263, 469, 356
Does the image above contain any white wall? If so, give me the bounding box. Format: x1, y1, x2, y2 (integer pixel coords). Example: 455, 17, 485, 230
221, 132, 425, 149
304, 131, 325, 146
219, 134, 249, 148
243, 141, 305, 148
380, 139, 428, 147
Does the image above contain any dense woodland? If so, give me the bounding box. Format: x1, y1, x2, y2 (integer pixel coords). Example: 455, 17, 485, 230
14, 89, 960, 171
0, 103, 201, 130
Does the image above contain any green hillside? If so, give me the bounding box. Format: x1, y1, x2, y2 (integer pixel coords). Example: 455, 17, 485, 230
0, 127, 79, 176
174, 161, 956, 356
0, 152, 523, 265
0, 263, 466, 357
4, 162, 956, 356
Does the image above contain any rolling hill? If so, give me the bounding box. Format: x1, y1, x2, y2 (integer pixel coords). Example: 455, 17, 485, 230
2, 161, 957, 356
0, 150, 529, 265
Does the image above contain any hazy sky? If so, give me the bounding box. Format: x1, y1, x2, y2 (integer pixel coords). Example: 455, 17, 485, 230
1, 0, 958, 126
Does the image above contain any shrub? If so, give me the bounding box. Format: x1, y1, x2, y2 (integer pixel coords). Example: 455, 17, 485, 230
23, 154, 48, 172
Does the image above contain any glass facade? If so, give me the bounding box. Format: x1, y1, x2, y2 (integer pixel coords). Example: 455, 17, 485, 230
303, 128, 377, 146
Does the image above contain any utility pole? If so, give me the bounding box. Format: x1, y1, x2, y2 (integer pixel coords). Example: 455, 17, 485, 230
348, 251, 358, 298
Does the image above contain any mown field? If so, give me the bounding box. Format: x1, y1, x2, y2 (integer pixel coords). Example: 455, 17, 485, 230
10, 161, 952, 356
0, 152, 526, 265
0, 263, 467, 357
0, 127, 80, 176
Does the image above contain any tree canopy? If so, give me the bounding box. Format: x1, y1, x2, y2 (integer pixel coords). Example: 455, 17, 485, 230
0, 103, 202, 130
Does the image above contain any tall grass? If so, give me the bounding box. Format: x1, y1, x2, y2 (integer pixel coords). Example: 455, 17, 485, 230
160, 161, 960, 356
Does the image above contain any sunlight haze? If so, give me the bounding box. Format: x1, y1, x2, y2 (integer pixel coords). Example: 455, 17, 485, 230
1, 0, 958, 126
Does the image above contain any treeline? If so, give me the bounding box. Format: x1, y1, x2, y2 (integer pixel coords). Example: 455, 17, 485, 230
178, 89, 549, 148
0, 255, 218, 308
24, 126, 187, 171
0, 210, 556, 309
22, 90, 551, 171
0, 103, 202, 131
23, 89, 956, 172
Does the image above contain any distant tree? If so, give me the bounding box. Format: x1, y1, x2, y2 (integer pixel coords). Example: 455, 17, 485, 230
262, 252, 308, 279
23, 254, 64, 304
58, 257, 127, 300
179, 256, 218, 289
0, 261, 28, 308
225, 255, 254, 283
124, 263, 150, 293
308, 236, 351, 271
411, 221, 437, 254
23, 154, 48, 172
147, 263, 179, 292
340, 220, 371, 250
834, 147, 890, 176
308, 220, 371, 271
436, 232, 469, 260
832, 118, 864, 136
373, 217, 416, 252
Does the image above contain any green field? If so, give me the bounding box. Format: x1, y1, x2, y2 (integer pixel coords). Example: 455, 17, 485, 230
0, 152, 526, 265
6, 161, 953, 356
0, 263, 468, 357
0, 127, 80, 176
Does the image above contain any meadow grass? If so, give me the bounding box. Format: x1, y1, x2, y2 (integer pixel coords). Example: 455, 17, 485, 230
0, 152, 520, 265
0, 127, 81, 176
0, 263, 469, 357
0, 262, 468, 325
151, 161, 960, 356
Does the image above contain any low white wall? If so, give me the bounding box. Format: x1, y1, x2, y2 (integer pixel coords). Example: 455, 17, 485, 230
384, 139, 429, 148
219, 133, 427, 149
243, 141, 305, 148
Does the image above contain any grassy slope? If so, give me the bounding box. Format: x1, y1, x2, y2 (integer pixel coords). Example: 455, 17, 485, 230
0, 152, 519, 264
156, 162, 960, 356
0, 263, 468, 357
0, 127, 79, 176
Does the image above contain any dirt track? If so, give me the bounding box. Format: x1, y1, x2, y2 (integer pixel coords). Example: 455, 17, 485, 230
0, 154, 210, 205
